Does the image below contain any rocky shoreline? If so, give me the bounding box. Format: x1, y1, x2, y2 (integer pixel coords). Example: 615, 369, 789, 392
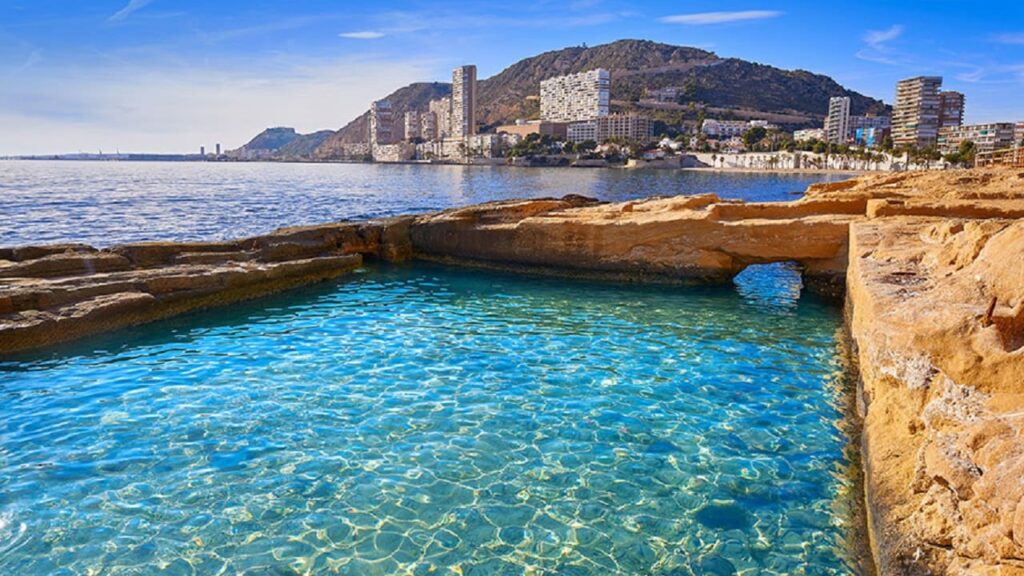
2, 168, 1022, 574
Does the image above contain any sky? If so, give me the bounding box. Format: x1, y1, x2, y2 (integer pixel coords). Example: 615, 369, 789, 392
1, 0, 1022, 155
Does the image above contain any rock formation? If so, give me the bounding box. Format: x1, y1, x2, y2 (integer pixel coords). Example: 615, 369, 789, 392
2, 167, 1023, 574
0, 218, 413, 354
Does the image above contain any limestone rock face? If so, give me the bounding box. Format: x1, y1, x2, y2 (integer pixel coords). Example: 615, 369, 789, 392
0, 217, 416, 355
847, 217, 1024, 574
410, 194, 856, 289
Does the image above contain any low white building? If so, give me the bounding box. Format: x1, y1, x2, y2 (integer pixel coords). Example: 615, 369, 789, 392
794, 128, 826, 142
702, 119, 776, 139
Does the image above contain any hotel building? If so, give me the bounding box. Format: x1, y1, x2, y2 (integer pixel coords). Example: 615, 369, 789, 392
451, 65, 477, 138
892, 76, 942, 148
824, 97, 851, 144
540, 69, 610, 123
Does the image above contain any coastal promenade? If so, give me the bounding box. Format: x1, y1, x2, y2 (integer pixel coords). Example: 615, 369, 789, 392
2, 168, 1023, 574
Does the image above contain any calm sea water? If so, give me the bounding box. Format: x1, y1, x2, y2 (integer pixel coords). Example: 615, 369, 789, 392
0, 160, 840, 247
0, 264, 859, 575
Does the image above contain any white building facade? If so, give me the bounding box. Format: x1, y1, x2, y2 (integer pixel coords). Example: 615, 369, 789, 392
824, 96, 851, 144
540, 69, 610, 123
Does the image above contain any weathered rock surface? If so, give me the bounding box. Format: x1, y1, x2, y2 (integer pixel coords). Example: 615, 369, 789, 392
410, 193, 858, 291
0, 217, 415, 354
847, 218, 1024, 575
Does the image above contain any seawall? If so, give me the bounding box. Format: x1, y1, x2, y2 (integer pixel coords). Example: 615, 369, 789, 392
2, 168, 1023, 574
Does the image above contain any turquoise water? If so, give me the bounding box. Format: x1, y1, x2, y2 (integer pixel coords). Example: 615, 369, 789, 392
0, 263, 859, 575
0, 160, 842, 247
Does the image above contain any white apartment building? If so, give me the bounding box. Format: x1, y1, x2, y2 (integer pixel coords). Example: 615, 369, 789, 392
429, 97, 453, 140
540, 69, 610, 123
793, 128, 826, 142
938, 123, 1017, 155
370, 100, 396, 146
567, 121, 598, 143
824, 97, 851, 144
567, 115, 652, 143
849, 115, 891, 131
451, 65, 477, 139
404, 111, 420, 141
420, 111, 437, 141
701, 119, 749, 139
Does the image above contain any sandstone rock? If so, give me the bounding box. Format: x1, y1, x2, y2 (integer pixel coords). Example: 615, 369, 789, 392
112, 241, 241, 267
0, 252, 132, 278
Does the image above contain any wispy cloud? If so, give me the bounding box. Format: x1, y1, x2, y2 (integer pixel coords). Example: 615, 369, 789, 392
659, 10, 782, 25
993, 33, 1024, 45
856, 24, 910, 66
109, 0, 153, 22
864, 25, 904, 50
954, 63, 1024, 84
340, 31, 385, 39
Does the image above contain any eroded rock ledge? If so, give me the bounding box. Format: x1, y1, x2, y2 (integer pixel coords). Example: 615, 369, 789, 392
2, 167, 1023, 574
0, 217, 413, 354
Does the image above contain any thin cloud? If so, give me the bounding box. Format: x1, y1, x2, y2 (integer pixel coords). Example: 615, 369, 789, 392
109, 0, 153, 22
955, 63, 1024, 84
340, 31, 385, 39
857, 24, 909, 66
660, 10, 782, 25
993, 33, 1024, 45
864, 25, 904, 50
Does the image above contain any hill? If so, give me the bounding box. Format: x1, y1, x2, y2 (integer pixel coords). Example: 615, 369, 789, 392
228, 127, 335, 160
243, 40, 891, 160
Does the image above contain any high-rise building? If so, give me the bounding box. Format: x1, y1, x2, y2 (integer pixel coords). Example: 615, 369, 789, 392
404, 111, 421, 141
200, 146, 205, 156
451, 65, 477, 139
370, 100, 396, 146
824, 97, 851, 144
938, 91, 965, 130
540, 69, 610, 123
215, 143, 221, 155
420, 111, 437, 141
1016, 122, 1024, 148
892, 76, 943, 148
429, 97, 452, 140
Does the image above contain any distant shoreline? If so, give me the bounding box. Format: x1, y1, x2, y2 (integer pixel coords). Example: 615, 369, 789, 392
1, 156, 867, 177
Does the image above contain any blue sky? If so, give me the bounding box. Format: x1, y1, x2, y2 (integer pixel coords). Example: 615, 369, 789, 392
1, 0, 1022, 154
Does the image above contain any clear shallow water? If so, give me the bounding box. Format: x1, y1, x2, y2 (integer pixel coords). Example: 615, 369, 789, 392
0, 160, 841, 247
0, 263, 859, 575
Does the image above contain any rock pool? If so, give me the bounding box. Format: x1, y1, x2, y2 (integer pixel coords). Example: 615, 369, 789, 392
0, 263, 862, 574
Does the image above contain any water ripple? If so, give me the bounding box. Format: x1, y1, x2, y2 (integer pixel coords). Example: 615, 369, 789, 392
0, 264, 862, 574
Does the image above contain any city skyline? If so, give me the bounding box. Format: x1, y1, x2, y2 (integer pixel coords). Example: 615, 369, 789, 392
2, 0, 1023, 155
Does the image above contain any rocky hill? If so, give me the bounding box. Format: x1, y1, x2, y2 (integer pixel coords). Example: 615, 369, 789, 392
228, 127, 335, 160
246, 40, 890, 160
